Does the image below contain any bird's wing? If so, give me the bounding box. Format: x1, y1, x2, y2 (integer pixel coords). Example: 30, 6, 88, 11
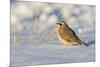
58, 28, 77, 42
67, 27, 88, 46
68, 27, 87, 44
68, 27, 82, 41
68, 28, 76, 36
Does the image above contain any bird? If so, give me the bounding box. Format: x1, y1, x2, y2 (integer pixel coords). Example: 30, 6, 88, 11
56, 21, 88, 47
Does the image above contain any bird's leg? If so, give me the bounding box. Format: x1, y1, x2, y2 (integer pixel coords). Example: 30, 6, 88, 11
64, 44, 75, 48
64, 44, 72, 47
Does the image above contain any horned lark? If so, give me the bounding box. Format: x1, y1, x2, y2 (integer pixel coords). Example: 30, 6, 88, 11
56, 21, 88, 46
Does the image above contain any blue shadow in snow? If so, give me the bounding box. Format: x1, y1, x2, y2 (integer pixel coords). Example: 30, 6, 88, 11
86, 40, 95, 46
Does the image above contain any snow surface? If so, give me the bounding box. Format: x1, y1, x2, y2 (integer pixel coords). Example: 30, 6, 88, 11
10, 41, 95, 66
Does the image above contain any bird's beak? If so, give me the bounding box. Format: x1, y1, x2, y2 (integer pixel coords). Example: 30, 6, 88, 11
56, 23, 61, 25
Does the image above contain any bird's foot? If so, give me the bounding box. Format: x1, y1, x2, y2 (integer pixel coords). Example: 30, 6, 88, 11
64, 44, 74, 48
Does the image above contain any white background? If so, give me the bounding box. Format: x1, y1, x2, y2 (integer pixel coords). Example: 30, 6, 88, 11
0, 0, 98, 67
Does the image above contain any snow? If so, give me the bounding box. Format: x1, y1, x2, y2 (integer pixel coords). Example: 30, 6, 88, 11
10, 41, 95, 66
10, 2, 95, 67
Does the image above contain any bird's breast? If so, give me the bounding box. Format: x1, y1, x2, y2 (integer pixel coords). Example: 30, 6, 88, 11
56, 27, 69, 45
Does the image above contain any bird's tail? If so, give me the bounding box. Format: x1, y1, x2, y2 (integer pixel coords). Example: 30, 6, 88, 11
78, 40, 88, 47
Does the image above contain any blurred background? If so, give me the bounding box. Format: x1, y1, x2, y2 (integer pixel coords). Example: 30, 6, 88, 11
10, 1, 95, 45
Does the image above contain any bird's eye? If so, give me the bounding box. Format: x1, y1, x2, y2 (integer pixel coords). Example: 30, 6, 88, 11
60, 24, 62, 26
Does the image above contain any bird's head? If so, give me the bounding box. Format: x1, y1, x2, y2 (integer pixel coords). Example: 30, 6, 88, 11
56, 21, 69, 28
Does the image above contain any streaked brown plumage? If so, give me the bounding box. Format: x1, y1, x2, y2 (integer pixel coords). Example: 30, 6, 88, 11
56, 21, 88, 46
